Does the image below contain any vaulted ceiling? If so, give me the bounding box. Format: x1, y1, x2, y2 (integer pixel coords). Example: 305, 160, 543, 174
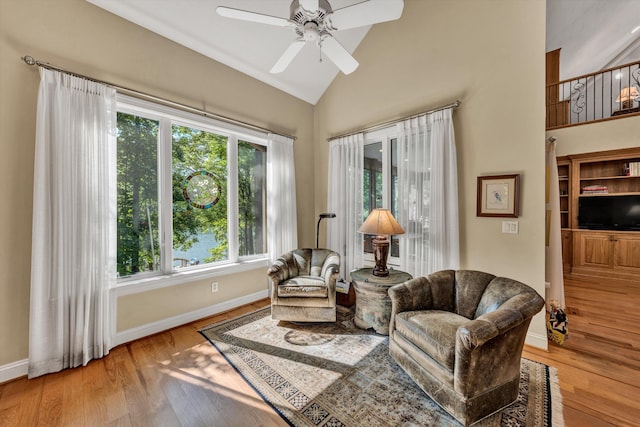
87, 0, 640, 104
546, 0, 640, 80
86, 0, 373, 104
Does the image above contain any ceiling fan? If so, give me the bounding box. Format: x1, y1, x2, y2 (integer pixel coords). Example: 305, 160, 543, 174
216, 0, 404, 75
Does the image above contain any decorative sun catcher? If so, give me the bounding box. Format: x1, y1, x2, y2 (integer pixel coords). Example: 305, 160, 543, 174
182, 170, 221, 209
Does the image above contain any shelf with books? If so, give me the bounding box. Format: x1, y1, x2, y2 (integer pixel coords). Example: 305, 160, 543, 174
579, 191, 640, 197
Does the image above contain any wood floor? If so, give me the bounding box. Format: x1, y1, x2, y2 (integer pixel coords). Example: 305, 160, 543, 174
522, 274, 640, 427
0, 274, 638, 426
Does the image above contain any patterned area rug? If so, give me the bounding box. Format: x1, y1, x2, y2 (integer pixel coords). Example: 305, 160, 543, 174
200, 307, 563, 427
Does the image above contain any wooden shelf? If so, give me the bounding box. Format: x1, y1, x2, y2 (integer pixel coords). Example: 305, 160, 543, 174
579, 192, 640, 197
581, 175, 640, 181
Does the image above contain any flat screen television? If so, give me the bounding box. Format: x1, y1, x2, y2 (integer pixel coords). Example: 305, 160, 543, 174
578, 195, 640, 231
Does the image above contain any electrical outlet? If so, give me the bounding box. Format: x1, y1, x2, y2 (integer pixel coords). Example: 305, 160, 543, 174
211, 282, 219, 293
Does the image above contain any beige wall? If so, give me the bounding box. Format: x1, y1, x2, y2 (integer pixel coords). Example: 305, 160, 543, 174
549, 116, 640, 157
117, 269, 267, 331
315, 0, 548, 343
0, 0, 315, 366
0, 0, 550, 370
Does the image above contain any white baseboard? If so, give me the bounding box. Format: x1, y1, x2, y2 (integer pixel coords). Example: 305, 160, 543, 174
113, 289, 268, 347
0, 290, 268, 384
0, 358, 28, 384
526, 331, 549, 350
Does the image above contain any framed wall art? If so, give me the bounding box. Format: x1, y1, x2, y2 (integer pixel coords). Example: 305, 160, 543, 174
476, 174, 520, 217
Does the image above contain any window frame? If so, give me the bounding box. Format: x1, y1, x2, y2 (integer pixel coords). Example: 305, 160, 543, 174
362, 125, 401, 267
115, 94, 269, 294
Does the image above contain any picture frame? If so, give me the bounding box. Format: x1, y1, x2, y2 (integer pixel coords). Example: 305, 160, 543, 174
477, 174, 520, 217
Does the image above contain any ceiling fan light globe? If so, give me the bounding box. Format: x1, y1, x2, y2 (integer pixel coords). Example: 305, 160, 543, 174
303, 22, 320, 41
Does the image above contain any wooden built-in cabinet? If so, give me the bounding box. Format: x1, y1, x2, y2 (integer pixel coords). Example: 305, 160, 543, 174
572, 231, 640, 278
557, 147, 640, 280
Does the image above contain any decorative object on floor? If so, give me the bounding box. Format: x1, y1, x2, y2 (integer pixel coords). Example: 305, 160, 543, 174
477, 174, 520, 217
547, 300, 569, 346
316, 212, 336, 248
217, 0, 404, 74
268, 248, 340, 322
358, 208, 405, 277
200, 306, 562, 427
388, 270, 546, 426
350, 267, 412, 335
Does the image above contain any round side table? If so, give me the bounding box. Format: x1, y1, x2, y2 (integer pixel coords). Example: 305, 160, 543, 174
351, 267, 412, 335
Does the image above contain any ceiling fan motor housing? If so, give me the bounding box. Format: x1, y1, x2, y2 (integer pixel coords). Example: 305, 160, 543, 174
290, 0, 333, 39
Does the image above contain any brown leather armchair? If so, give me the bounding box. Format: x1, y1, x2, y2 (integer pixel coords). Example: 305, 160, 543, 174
267, 248, 340, 322
388, 270, 545, 426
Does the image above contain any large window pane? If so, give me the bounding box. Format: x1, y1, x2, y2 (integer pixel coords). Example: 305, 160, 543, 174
116, 113, 160, 277
363, 142, 383, 254
238, 141, 267, 257
172, 125, 228, 267
391, 138, 399, 257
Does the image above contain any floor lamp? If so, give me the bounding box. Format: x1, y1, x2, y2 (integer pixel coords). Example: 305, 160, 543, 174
316, 213, 336, 248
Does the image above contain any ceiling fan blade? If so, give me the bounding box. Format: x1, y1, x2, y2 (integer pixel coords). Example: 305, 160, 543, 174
329, 0, 404, 31
299, 0, 319, 12
321, 36, 359, 75
270, 40, 307, 73
216, 6, 291, 27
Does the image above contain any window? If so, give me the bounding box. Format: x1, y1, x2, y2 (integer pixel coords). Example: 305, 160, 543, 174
116, 96, 268, 280
363, 127, 400, 264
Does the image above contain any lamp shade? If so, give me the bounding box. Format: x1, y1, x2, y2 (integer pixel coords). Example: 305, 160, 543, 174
358, 209, 405, 236
616, 86, 639, 102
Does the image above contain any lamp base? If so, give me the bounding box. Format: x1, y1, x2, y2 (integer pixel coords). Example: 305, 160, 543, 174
372, 236, 390, 277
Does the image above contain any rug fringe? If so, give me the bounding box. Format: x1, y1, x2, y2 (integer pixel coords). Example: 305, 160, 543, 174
548, 366, 565, 426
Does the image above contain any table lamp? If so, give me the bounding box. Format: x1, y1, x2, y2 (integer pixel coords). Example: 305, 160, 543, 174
358, 209, 404, 277
616, 86, 639, 110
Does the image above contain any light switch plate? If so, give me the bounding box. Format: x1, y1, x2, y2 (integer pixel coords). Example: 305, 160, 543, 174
502, 220, 519, 234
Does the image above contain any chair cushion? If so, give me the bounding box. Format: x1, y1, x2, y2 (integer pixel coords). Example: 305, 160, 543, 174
277, 276, 328, 298
395, 310, 469, 371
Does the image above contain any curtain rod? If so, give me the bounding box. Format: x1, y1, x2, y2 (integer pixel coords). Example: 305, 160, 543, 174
21, 55, 297, 141
327, 99, 461, 142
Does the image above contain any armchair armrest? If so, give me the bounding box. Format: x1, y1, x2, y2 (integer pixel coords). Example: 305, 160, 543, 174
320, 251, 340, 288
388, 277, 433, 334
454, 305, 539, 397
268, 252, 301, 300
457, 308, 526, 351
267, 257, 289, 283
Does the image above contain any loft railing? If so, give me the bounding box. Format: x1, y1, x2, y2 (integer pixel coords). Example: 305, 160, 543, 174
546, 59, 640, 130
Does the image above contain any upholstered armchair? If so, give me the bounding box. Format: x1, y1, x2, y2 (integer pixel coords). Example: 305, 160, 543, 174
388, 270, 545, 426
267, 248, 340, 322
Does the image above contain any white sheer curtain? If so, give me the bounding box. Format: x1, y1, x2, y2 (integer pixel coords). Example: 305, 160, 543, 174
397, 108, 459, 277
29, 68, 117, 378
267, 133, 298, 262
546, 141, 566, 309
327, 133, 364, 280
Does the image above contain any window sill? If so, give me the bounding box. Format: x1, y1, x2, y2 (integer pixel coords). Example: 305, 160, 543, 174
114, 257, 270, 296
